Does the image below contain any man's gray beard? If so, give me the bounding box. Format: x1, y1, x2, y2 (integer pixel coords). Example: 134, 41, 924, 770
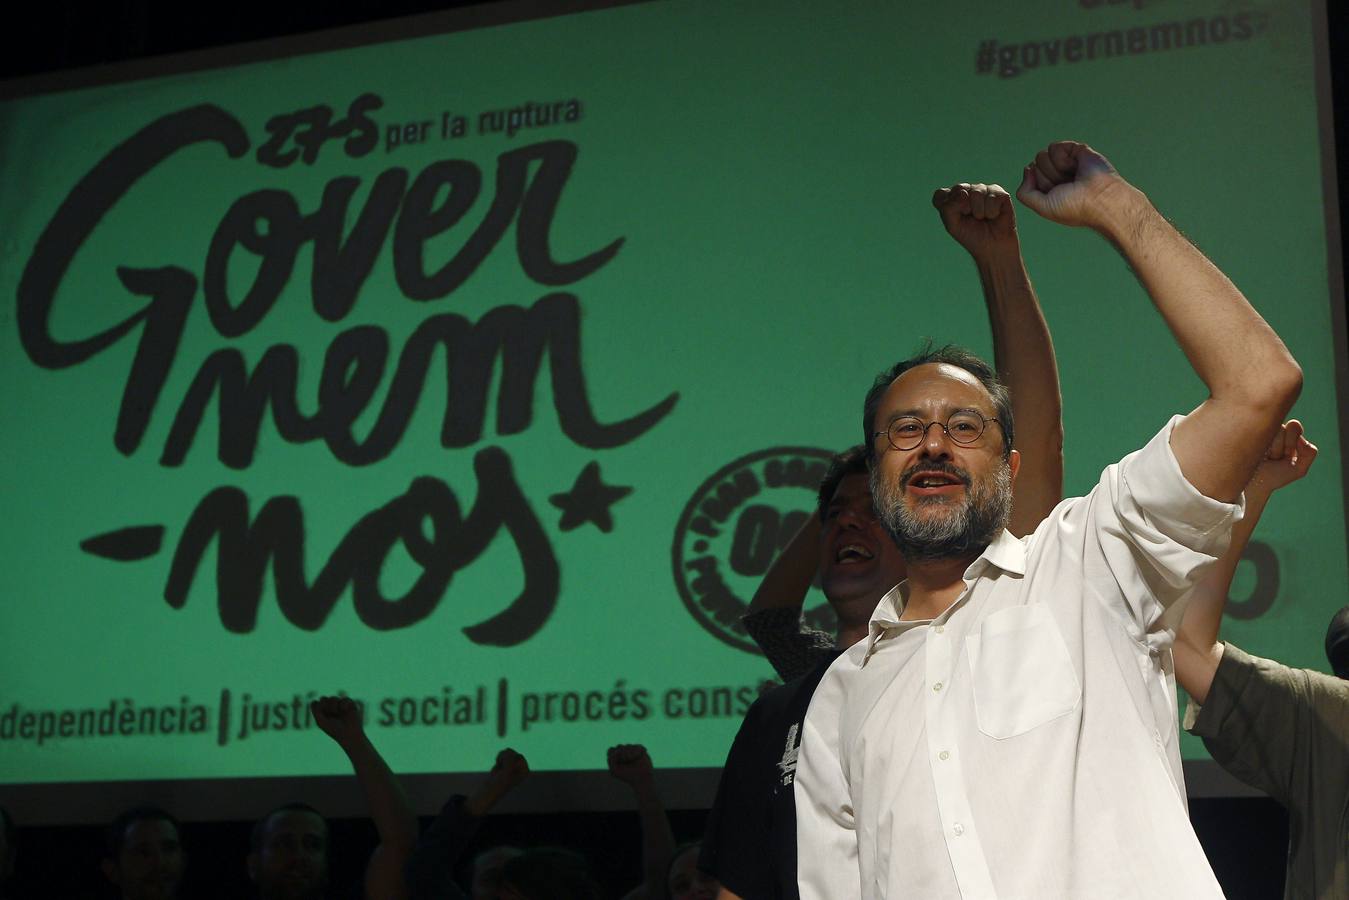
871, 461, 1013, 561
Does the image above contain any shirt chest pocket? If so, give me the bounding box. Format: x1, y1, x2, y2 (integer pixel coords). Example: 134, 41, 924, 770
965, 605, 1081, 740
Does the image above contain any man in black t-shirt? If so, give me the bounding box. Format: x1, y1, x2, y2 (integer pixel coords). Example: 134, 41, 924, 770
700, 654, 839, 899
699, 450, 901, 899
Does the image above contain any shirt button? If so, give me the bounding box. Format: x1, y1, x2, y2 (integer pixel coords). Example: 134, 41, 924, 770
934, 625, 945, 634
932, 682, 943, 692
939, 750, 950, 761
953, 823, 965, 836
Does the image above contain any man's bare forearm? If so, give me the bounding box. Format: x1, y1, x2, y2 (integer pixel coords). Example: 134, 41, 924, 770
340, 734, 418, 900
977, 243, 1063, 536
934, 181, 1063, 536
1018, 143, 1301, 502
1173, 489, 1269, 704
311, 697, 419, 900
343, 735, 418, 852
1174, 422, 1315, 703
746, 514, 820, 615
1103, 188, 1298, 407
631, 780, 677, 897
1092, 187, 1299, 500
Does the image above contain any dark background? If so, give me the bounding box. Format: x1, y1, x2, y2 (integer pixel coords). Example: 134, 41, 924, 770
0, 1, 1340, 897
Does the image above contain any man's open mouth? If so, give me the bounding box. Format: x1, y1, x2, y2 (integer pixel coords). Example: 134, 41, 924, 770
836, 543, 875, 563
910, 475, 961, 488
902, 467, 970, 493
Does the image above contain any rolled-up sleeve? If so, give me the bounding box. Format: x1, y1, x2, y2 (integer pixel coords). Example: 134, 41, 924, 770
1187, 643, 1304, 805
1094, 415, 1243, 636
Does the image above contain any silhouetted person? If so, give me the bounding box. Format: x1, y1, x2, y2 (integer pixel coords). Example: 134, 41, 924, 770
497, 848, 603, 900
667, 843, 717, 900
102, 806, 184, 900
405, 749, 529, 900
250, 695, 416, 900
607, 744, 676, 900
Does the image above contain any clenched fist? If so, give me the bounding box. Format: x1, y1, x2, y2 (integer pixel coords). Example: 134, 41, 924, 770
312, 695, 365, 747
1248, 419, 1317, 501
606, 743, 655, 788
488, 747, 531, 791
1015, 141, 1135, 231
932, 182, 1019, 259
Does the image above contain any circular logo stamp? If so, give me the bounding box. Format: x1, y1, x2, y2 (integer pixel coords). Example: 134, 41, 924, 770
672, 447, 838, 653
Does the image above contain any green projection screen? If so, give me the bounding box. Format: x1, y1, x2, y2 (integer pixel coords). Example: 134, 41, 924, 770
1, 0, 1345, 816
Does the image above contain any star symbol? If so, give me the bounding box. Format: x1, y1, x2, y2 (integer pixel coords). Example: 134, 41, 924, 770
550, 462, 633, 533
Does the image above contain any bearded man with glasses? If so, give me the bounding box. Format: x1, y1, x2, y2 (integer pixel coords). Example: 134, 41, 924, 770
869, 406, 1014, 562
795, 141, 1303, 900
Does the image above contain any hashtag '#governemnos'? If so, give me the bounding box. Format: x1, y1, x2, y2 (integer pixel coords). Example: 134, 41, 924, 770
976, 40, 996, 74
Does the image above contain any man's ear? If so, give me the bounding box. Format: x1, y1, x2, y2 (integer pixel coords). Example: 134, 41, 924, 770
100, 857, 121, 886
1007, 449, 1021, 482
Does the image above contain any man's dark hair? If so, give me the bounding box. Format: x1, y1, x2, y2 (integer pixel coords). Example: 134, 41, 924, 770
105, 805, 180, 859
0, 805, 14, 850
817, 445, 869, 522
250, 802, 326, 851
1326, 606, 1349, 679
499, 847, 602, 900
862, 342, 1014, 463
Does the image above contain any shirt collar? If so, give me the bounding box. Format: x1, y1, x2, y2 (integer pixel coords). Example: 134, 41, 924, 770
979, 527, 1027, 577
862, 529, 1027, 660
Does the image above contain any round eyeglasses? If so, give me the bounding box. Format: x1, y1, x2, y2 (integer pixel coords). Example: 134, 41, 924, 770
873, 412, 1001, 452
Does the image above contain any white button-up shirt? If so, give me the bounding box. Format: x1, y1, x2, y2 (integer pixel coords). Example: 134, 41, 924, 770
795, 417, 1238, 899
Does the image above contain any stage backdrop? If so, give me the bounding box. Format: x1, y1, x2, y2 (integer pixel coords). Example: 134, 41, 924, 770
1, 0, 1345, 811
